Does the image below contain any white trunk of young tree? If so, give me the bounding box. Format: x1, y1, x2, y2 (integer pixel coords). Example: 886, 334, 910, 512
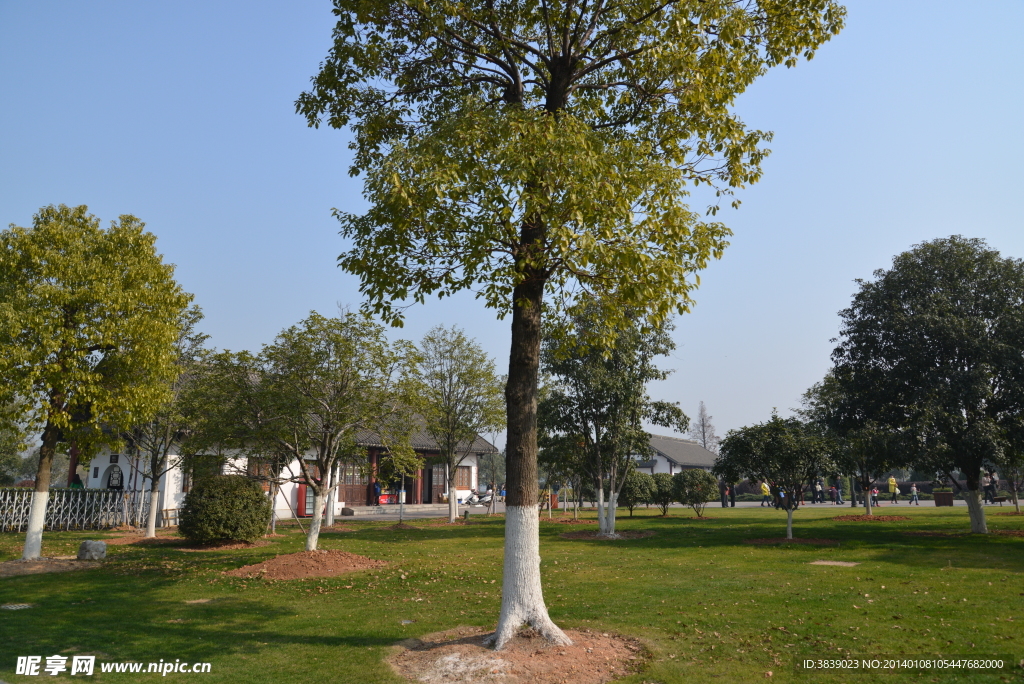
596, 484, 607, 534
448, 470, 459, 523
786, 508, 794, 539
604, 491, 618, 536
325, 464, 336, 528
964, 489, 988, 534
145, 480, 161, 538
23, 491, 49, 560
270, 483, 278, 534
306, 489, 326, 551
488, 506, 571, 650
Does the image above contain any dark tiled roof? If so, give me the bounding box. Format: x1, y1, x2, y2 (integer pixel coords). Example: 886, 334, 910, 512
648, 434, 717, 469
355, 423, 498, 454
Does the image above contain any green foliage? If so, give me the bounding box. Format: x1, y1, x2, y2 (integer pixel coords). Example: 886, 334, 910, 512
831, 236, 1024, 497
716, 413, 833, 514
0, 204, 192, 461
299, 0, 845, 335
649, 472, 676, 516
619, 469, 654, 516
416, 325, 504, 477
178, 475, 272, 544
672, 468, 719, 517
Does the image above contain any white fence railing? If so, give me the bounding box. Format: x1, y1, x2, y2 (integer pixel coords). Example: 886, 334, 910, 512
0, 488, 152, 532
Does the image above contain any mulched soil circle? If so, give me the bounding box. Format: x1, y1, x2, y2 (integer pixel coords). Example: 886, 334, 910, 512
388, 626, 645, 684
558, 530, 654, 540
0, 557, 102, 578
743, 538, 839, 546
993, 529, 1024, 537
223, 549, 386, 580
832, 515, 912, 522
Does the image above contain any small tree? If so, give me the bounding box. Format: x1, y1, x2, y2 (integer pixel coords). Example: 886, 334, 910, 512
0, 205, 191, 559
620, 469, 654, 517
650, 473, 676, 516
416, 326, 505, 523
716, 413, 833, 539
688, 402, 721, 454
673, 469, 719, 518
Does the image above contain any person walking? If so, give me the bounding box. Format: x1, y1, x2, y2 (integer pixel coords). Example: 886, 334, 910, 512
829, 485, 837, 505
835, 478, 845, 505
909, 483, 920, 505
871, 487, 881, 508
888, 476, 900, 504
814, 480, 823, 504
760, 480, 772, 507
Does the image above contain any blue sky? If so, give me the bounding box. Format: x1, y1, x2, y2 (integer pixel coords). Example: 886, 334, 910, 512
2, 1, 1022, 444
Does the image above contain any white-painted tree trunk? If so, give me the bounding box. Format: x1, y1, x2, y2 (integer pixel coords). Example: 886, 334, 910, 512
145, 480, 161, 538
489, 506, 571, 650
601, 492, 619, 537
22, 491, 49, 560
448, 472, 459, 523
270, 483, 278, 534
786, 508, 794, 539
596, 485, 607, 535
305, 489, 326, 551
325, 465, 336, 528
964, 489, 988, 534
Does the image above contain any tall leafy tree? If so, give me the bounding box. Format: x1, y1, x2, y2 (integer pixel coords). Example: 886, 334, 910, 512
0, 204, 191, 559
416, 325, 505, 523
831, 237, 1024, 534
299, 0, 845, 648
540, 306, 687, 537
715, 413, 833, 539
125, 306, 209, 538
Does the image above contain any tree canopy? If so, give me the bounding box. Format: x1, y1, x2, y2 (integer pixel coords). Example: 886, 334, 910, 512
0, 204, 192, 559
831, 236, 1024, 533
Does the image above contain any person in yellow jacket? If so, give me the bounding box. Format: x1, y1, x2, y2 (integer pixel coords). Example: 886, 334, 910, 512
760, 481, 772, 507
888, 476, 899, 504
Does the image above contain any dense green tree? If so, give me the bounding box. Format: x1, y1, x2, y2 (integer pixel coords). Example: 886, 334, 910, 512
416, 325, 505, 523
672, 468, 719, 518
715, 413, 833, 539
649, 472, 676, 516
540, 306, 686, 537
0, 204, 191, 559
299, 0, 845, 648
831, 237, 1024, 534
619, 469, 654, 517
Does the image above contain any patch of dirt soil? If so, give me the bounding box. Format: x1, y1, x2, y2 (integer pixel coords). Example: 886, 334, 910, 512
832, 515, 912, 522
902, 531, 965, 537
993, 529, 1024, 537
743, 538, 839, 546
0, 557, 101, 578
224, 549, 386, 580
388, 626, 644, 684
103, 535, 272, 551
178, 540, 271, 552
993, 511, 1024, 516
559, 530, 655, 540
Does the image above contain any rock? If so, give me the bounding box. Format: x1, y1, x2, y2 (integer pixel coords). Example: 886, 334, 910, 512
77, 540, 106, 561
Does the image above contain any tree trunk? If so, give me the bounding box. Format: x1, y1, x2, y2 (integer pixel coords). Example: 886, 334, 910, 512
325, 463, 336, 528
145, 480, 161, 538
786, 507, 794, 540
863, 479, 872, 516
270, 482, 278, 534
490, 268, 569, 651
448, 469, 458, 523
306, 488, 326, 550
595, 480, 606, 534
23, 422, 58, 560
605, 491, 618, 536
963, 488, 988, 534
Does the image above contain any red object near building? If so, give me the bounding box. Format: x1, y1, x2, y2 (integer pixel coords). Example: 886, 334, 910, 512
550, 492, 559, 509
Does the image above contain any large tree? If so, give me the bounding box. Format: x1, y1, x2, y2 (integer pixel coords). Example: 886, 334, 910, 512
831, 237, 1024, 534
416, 325, 505, 523
299, 0, 845, 648
0, 204, 191, 559
540, 306, 687, 537
715, 413, 833, 539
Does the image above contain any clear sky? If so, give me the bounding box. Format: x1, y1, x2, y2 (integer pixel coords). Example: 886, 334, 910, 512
2, 2, 1022, 445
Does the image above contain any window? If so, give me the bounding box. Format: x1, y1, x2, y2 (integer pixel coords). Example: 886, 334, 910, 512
109, 454, 119, 464
92, 467, 99, 479
181, 471, 191, 493
342, 464, 368, 486
456, 466, 472, 489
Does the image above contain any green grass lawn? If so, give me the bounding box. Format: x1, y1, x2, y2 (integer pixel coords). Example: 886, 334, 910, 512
1, 505, 1022, 683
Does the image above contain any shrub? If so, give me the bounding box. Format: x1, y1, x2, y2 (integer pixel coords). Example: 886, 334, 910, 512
649, 473, 676, 515
179, 475, 272, 544
619, 470, 654, 516
673, 469, 720, 517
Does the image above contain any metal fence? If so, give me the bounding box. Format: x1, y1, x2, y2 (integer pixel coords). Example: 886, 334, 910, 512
0, 488, 152, 532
